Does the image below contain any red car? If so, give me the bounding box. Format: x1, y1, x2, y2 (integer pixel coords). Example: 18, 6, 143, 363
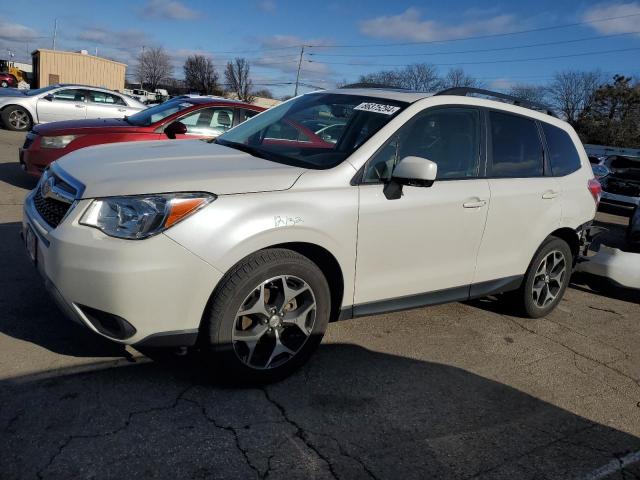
19, 97, 264, 177
0, 72, 18, 88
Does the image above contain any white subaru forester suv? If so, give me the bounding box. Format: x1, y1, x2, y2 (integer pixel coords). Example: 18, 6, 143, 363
23, 87, 600, 383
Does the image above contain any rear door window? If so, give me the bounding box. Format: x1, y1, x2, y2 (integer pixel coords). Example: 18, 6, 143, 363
489, 111, 544, 178
541, 123, 582, 176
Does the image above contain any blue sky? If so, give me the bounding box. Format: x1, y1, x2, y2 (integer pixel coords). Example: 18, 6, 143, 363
1, 0, 639, 97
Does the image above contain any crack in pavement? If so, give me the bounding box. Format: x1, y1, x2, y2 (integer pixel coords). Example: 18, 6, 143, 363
35, 385, 197, 479
260, 387, 340, 479
2, 408, 24, 433
588, 305, 623, 316
464, 424, 598, 479
179, 396, 264, 479
260, 387, 384, 480
503, 315, 640, 394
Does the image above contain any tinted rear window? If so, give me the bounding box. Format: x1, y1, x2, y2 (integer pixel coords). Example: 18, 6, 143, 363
489, 111, 544, 178
541, 123, 581, 176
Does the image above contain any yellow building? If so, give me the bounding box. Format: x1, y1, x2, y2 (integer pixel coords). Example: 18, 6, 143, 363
31, 49, 126, 91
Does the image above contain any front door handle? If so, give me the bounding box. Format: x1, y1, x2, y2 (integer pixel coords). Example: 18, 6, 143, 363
542, 190, 560, 199
463, 199, 487, 208
118, 108, 127, 112
75, 104, 86, 108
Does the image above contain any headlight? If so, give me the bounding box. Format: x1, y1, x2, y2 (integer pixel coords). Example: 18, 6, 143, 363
40, 135, 80, 149
80, 193, 215, 239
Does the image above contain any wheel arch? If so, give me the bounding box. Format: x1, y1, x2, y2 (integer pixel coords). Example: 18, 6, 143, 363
548, 227, 580, 264
268, 242, 345, 322
202, 241, 346, 327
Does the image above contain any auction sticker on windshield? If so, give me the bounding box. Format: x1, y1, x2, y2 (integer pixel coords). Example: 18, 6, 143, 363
354, 103, 401, 115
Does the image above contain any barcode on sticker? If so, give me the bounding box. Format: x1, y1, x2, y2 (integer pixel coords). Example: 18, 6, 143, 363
354, 103, 400, 115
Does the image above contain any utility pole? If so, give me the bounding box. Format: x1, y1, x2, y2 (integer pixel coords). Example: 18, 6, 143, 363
294, 45, 305, 97
52, 19, 58, 50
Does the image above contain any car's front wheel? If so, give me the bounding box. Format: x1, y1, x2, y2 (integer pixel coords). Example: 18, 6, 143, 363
1, 106, 32, 131
517, 237, 573, 318
200, 248, 331, 384
0, 81, 8, 88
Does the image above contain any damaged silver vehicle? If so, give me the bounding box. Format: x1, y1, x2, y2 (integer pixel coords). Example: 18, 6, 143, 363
598, 155, 640, 210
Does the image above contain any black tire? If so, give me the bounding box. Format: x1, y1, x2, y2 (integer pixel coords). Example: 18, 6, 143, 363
515, 237, 573, 318
200, 248, 331, 384
0, 81, 8, 88
508, 237, 573, 318
1, 106, 32, 131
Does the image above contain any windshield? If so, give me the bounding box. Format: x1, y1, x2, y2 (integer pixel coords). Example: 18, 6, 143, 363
216, 93, 408, 169
24, 85, 59, 96
126, 99, 195, 126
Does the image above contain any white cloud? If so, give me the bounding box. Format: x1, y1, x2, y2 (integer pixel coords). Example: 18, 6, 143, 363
359, 7, 518, 41
142, 0, 199, 20
77, 27, 150, 49
257, 0, 276, 13
0, 19, 39, 42
582, 2, 640, 34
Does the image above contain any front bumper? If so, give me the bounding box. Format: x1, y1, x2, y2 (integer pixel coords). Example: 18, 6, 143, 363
22, 191, 223, 346
20, 135, 66, 178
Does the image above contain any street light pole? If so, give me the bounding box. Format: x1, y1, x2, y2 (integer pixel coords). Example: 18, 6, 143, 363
294, 45, 305, 97
52, 19, 58, 50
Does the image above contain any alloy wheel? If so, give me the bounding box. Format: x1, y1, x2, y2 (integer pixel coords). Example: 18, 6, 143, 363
531, 250, 566, 308
8, 110, 29, 130
232, 275, 316, 369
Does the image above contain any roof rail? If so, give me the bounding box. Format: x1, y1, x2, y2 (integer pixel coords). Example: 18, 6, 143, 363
435, 87, 555, 117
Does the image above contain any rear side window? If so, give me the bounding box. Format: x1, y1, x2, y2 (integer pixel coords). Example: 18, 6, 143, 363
541, 123, 581, 176
489, 111, 544, 178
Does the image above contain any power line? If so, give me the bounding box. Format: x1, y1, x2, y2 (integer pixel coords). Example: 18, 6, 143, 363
307, 12, 640, 49
307, 46, 640, 67
308, 30, 640, 57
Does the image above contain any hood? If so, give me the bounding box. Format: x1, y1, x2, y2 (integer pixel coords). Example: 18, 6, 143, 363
34, 118, 138, 135
57, 140, 305, 198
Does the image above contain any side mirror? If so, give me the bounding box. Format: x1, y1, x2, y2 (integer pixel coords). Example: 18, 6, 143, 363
164, 121, 188, 139
43, 94, 54, 101
384, 156, 438, 200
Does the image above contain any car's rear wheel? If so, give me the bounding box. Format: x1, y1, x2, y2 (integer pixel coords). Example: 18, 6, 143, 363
0, 81, 8, 88
2, 106, 31, 131
200, 248, 330, 384
517, 237, 572, 318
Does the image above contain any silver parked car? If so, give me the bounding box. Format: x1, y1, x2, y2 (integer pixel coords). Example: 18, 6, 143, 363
0, 84, 147, 131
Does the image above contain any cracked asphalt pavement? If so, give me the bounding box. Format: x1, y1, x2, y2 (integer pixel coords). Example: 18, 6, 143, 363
0, 130, 639, 479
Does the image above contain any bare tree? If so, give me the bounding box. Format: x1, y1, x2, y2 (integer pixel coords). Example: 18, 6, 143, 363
183, 55, 219, 95
224, 58, 254, 103
357, 70, 403, 88
508, 84, 548, 104
135, 47, 172, 91
402, 63, 441, 91
442, 68, 482, 89
547, 70, 603, 125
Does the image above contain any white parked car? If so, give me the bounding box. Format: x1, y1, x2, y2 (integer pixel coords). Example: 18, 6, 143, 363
0, 84, 146, 131
23, 88, 599, 383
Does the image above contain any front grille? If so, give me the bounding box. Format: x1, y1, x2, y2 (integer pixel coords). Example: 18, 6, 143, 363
33, 188, 72, 227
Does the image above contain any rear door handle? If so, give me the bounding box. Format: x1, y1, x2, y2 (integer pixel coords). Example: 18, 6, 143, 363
542, 190, 560, 199
463, 199, 487, 208
118, 108, 126, 112
75, 104, 85, 108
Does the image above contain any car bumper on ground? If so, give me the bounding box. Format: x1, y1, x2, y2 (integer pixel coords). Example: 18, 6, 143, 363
22, 191, 223, 347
